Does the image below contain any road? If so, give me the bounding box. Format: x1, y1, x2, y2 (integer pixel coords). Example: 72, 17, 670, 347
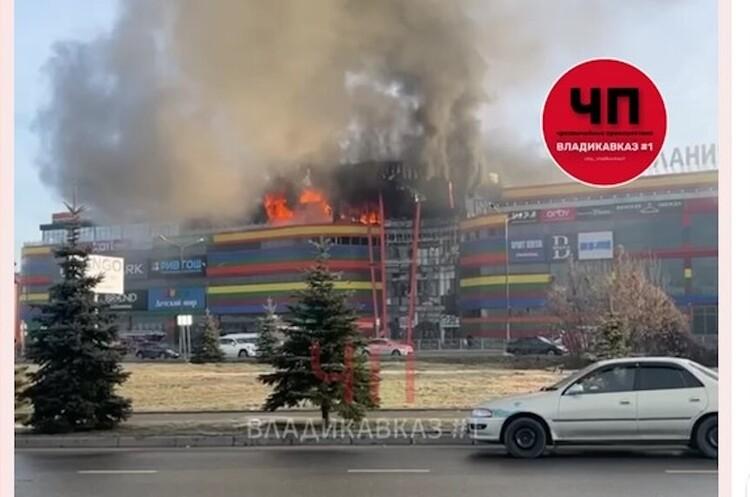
16, 446, 717, 497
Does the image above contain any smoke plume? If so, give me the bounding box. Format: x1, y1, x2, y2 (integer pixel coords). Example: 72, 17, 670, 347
34, 0, 492, 222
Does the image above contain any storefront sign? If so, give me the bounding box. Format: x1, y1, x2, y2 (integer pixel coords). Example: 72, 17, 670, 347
86, 255, 124, 294
509, 237, 546, 263
508, 210, 539, 224
576, 206, 614, 219
103, 290, 148, 311
540, 208, 576, 223
148, 287, 206, 311
150, 257, 206, 277
578, 231, 614, 260
548, 234, 574, 261
614, 200, 683, 216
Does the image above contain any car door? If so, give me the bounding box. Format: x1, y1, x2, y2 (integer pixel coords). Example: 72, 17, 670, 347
555, 364, 638, 441
635, 363, 708, 440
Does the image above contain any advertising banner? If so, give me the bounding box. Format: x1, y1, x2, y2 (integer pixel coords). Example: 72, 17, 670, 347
509, 237, 546, 263
547, 234, 575, 261
150, 256, 207, 277
102, 290, 148, 311
124, 255, 148, 280
148, 287, 206, 311
86, 255, 125, 294
540, 207, 576, 223
576, 205, 614, 219
614, 200, 683, 216
578, 231, 614, 260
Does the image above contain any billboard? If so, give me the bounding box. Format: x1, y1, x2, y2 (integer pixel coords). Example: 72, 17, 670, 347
548, 234, 575, 261
102, 290, 148, 311
148, 287, 206, 311
578, 231, 614, 260
149, 256, 206, 278
86, 255, 124, 294
540, 208, 576, 223
509, 237, 546, 263
508, 210, 538, 224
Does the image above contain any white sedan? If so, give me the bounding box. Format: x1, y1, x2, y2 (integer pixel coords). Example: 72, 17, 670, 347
467, 357, 718, 459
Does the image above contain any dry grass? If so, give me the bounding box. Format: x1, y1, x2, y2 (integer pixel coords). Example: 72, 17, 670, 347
120, 362, 563, 412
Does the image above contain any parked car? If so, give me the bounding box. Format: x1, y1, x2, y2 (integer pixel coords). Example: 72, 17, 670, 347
466, 357, 718, 459
219, 333, 258, 358
507, 336, 568, 356
366, 338, 413, 356
134, 342, 180, 360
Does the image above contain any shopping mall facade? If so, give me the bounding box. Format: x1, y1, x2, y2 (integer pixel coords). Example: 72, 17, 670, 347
18, 170, 718, 349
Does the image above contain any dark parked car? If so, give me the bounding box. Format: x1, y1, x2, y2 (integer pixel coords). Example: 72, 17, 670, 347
507, 336, 568, 356
134, 342, 180, 360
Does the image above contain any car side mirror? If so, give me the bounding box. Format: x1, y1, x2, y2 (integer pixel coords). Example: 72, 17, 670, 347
566, 383, 584, 396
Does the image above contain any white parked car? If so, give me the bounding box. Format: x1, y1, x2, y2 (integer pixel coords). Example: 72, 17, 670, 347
218, 333, 258, 358
467, 357, 718, 459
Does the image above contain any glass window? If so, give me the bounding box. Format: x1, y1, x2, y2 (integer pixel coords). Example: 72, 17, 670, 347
692, 257, 718, 295
692, 305, 718, 335
690, 212, 718, 247
571, 365, 636, 394
659, 258, 685, 296
637, 366, 701, 390
615, 215, 683, 250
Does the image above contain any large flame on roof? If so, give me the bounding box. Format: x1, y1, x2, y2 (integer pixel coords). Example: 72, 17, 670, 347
264, 187, 333, 225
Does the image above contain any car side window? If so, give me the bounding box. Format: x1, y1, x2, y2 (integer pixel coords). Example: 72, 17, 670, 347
570, 365, 636, 394
637, 365, 703, 391
219, 338, 232, 345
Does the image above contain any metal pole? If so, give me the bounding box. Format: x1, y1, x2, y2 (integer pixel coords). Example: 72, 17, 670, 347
367, 224, 380, 337
505, 218, 511, 346
378, 192, 389, 338
406, 199, 421, 347
186, 324, 191, 361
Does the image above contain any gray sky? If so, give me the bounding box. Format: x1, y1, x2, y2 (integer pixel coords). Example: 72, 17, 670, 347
14, 0, 717, 261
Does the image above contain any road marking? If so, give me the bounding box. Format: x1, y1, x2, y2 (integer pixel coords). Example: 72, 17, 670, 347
77, 470, 158, 475
347, 469, 430, 474
665, 469, 718, 475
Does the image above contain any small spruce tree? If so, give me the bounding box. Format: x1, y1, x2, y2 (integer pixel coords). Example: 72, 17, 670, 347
260, 239, 378, 426
21, 205, 131, 433
256, 298, 282, 364
191, 309, 225, 363
596, 312, 630, 359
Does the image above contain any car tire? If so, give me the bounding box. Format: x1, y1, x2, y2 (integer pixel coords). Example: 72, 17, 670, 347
159, 352, 168, 359
391, 350, 401, 357
694, 415, 718, 459
546, 349, 556, 356
238, 350, 249, 358
135, 351, 144, 360
503, 417, 547, 459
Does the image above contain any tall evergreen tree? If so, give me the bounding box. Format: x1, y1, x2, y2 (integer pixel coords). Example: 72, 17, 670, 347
191, 309, 225, 363
15, 366, 30, 424
21, 205, 131, 433
260, 239, 378, 426
256, 298, 281, 364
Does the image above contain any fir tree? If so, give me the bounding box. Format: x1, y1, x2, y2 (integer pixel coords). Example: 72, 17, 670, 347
260, 239, 378, 426
21, 205, 131, 433
256, 298, 282, 364
191, 309, 225, 363
15, 366, 30, 424
596, 312, 630, 359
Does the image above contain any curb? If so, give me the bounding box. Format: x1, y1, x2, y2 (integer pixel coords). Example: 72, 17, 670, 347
15, 433, 475, 449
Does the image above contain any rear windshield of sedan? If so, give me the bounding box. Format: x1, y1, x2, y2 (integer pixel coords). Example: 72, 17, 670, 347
689, 361, 718, 380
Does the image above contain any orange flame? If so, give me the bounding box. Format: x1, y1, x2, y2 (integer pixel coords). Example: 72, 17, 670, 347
264, 187, 333, 225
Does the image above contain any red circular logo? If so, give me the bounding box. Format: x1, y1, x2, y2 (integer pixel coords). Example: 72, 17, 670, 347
542, 59, 667, 187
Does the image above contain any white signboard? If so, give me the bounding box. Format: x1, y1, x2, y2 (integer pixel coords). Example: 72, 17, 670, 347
578, 231, 614, 260
86, 255, 125, 295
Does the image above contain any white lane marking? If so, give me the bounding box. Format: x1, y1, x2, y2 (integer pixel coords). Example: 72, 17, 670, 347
347, 469, 430, 474
665, 469, 718, 475
77, 470, 158, 475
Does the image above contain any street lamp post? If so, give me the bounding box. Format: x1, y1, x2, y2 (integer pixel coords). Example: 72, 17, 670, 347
504, 218, 511, 346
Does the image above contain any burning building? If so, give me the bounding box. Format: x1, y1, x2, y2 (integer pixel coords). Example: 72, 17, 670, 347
18, 168, 718, 350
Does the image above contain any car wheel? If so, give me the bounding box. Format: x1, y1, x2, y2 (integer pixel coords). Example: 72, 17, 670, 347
135, 351, 144, 360
391, 350, 401, 357
546, 349, 556, 356
159, 352, 168, 359
695, 415, 718, 459
238, 349, 249, 358
503, 417, 547, 459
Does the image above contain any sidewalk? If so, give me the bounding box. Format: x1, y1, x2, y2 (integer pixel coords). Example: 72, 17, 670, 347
15, 409, 475, 449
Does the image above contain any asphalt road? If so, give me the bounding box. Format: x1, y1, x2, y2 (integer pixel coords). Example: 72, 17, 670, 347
16, 446, 717, 497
